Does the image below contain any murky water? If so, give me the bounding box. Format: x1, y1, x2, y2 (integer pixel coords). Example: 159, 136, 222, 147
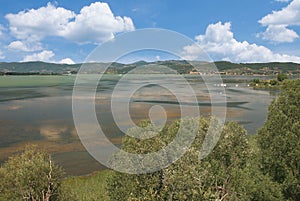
0, 75, 277, 175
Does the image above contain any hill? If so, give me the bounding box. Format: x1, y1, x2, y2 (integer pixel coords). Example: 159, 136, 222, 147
0, 60, 300, 75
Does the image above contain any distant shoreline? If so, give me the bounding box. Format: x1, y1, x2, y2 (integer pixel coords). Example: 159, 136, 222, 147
1, 60, 300, 76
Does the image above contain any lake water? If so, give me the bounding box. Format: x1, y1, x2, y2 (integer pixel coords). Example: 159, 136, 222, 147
0, 75, 277, 175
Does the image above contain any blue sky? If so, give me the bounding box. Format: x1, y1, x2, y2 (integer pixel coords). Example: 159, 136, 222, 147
0, 0, 299, 63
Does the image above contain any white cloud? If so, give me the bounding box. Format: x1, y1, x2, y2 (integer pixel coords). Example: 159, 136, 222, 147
60, 2, 134, 43
8, 40, 42, 52
275, 0, 290, 2
5, 3, 75, 41
259, 25, 298, 42
196, 22, 233, 43
260, 0, 300, 26
23, 50, 76, 63
8, 41, 28, 51
59, 58, 75, 64
182, 22, 300, 63
5, 2, 135, 44
23, 50, 55, 62
258, 0, 300, 42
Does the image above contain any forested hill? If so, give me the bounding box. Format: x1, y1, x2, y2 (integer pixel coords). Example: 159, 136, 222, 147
0, 60, 300, 75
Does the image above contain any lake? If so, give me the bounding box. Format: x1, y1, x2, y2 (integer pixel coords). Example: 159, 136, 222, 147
0, 75, 278, 175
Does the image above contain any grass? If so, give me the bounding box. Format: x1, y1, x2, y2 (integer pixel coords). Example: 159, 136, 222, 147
60, 170, 113, 201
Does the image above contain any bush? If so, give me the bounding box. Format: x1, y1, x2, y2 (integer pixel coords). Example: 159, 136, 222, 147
252, 78, 260, 83
106, 118, 283, 201
270, 79, 279, 86
0, 145, 64, 201
277, 73, 288, 82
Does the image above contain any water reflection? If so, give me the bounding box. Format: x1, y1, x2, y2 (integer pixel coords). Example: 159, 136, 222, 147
0, 75, 275, 175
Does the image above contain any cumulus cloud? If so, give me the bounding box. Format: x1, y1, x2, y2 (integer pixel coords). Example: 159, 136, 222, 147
23, 50, 75, 64
8, 41, 28, 51
5, 2, 135, 44
258, 0, 300, 42
59, 58, 75, 64
260, 0, 300, 25
259, 25, 298, 42
23, 50, 55, 62
5, 3, 75, 41
61, 2, 134, 43
8, 40, 42, 52
182, 22, 300, 63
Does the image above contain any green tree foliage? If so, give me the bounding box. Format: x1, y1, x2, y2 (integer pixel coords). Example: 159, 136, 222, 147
277, 73, 288, 82
270, 79, 279, 86
258, 79, 300, 200
107, 117, 282, 201
0, 145, 64, 201
252, 78, 260, 84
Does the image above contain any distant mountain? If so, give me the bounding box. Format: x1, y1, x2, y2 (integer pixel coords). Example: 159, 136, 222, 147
0, 61, 80, 75
0, 61, 120, 75
0, 60, 300, 75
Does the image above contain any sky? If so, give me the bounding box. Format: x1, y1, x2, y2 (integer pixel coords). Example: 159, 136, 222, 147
0, 0, 299, 63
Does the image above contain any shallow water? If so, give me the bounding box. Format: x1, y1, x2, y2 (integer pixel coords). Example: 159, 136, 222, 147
0, 75, 276, 175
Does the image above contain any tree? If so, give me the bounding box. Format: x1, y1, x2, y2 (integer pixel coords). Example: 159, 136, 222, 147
0, 145, 64, 201
106, 117, 282, 200
257, 79, 300, 200
252, 78, 260, 84
270, 79, 279, 86
277, 73, 288, 82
